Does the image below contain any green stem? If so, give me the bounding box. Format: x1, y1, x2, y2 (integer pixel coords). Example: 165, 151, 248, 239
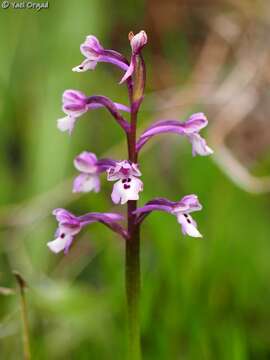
21, 289, 31, 360
13, 271, 31, 360
126, 91, 141, 359
126, 201, 141, 360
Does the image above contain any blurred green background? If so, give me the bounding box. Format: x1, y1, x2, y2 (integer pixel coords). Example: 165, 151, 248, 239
1, 0, 270, 359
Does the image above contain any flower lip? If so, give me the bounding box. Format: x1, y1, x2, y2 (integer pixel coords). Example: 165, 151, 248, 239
57, 116, 76, 135
189, 133, 214, 157
111, 176, 143, 204
177, 213, 202, 238
73, 173, 100, 193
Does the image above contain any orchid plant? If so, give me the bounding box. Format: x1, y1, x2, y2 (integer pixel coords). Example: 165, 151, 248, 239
48, 31, 213, 359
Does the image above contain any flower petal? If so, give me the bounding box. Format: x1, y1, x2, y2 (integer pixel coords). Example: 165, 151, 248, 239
182, 113, 208, 133
72, 173, 100, 193
74, 151, 98, 173
171, 194, 202, 214
72, 59, 98, 72
57, 116, 76, 134
63, 90, 87, 105
119, 56, 135, 84
130, 30, 148, 54
73, 35, 129, 74
47, 235, 73, 254
136, 113, 212, 155
59, 223, 81, 236
80, 35, 103, 59
134, 195, 203, 228
176, 214, 202, 238
49, 209, 126, 255
139, 113, 208, 139
111, 177, 143, 204
52, 208, 73, 222
188, 133, 214, 156
119, 31, 147, 84
107, 160, 141, 181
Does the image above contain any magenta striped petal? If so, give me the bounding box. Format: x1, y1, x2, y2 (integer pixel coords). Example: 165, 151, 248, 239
48, 209, 126, 254
73, 35, 129, 74
72, 152, 117, 194
134, 195, 203, 238
136, 113, 213, 156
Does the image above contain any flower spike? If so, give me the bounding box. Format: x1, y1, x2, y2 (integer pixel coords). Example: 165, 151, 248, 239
47, 209, 126, 254
50, 32, 213, 358
137, 112, 213, 156
134, 195, 203, 238
107, 160, 143, 204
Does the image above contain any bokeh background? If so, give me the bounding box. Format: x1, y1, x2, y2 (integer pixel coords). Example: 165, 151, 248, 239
1, 0, 270, 359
